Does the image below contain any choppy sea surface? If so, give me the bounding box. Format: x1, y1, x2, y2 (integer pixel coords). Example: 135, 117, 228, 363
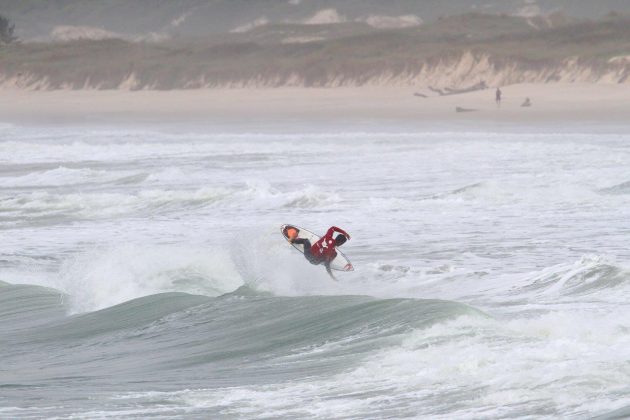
1, 122, 630, 419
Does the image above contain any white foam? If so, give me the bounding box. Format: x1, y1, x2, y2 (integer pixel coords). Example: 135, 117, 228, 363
122, 309, 630, 418
0, 166, 119, 188
0, 187, 235, 219
54, 244, 243, 313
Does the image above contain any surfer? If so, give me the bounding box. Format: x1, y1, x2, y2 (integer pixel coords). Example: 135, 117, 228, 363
288, 226, 350, 280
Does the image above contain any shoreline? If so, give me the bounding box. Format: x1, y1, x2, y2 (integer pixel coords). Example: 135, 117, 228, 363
1, 83, 630, 129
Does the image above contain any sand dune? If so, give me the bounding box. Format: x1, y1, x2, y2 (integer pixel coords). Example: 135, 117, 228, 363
1, 14, 628, 90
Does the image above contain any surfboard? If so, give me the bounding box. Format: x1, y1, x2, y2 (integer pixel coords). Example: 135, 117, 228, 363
280, 224, 354, 272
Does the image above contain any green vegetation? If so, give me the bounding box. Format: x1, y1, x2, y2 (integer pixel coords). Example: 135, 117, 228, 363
1, 13, 629, 89
0, 14, 18, 45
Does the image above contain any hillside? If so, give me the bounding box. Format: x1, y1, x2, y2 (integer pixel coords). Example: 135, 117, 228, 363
2, 0, 630, 41
1, 14, 629, 90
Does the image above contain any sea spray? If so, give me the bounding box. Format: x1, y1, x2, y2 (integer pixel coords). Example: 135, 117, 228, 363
54, 244, 242, 312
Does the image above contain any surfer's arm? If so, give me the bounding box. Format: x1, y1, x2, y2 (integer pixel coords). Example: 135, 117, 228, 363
328, 226, 351, 240
325, 261, 337, 281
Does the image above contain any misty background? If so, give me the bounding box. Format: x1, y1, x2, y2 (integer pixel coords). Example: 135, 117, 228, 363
0, 0, 629, 89
3, 0, 630, 40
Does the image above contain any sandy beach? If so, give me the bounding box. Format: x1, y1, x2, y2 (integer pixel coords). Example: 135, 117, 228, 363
1, 83, 629, 127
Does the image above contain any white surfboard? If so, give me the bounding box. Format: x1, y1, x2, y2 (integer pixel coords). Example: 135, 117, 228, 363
280, 224, 354, 272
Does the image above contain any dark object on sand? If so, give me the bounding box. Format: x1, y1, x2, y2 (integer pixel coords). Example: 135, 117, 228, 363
443, 81, 488, 96
429, 81, 488, 97
413, 92, 428, 98
456, 107, 477, 113
521, 97, 532, 107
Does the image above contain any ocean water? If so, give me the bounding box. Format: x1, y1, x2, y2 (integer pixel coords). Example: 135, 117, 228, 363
1, 123, 630, 419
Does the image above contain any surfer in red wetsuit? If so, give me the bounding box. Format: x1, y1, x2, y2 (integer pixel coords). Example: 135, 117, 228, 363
288, 226, 350, 279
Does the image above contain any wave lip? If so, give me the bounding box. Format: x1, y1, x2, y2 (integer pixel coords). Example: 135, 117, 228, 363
427, 182, 485, 200
0, 166, 147, 189
0, 187, 234, 223
600, 180, 630, 195
0, 282, 67, 332
282, 186, 340, 208
516, 255, 630, 299
54, 244, 244, 313
3, 291, 480, 381
33, 292, 209, 343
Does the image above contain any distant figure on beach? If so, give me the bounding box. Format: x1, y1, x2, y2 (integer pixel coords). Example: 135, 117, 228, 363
521, 97, 532, 107
495, 88, 502, 106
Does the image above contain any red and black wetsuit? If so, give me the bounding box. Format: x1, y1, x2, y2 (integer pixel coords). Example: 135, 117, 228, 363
296, 226, 350, 265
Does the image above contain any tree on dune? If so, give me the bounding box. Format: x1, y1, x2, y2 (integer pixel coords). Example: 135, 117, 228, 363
0, 14, 18, 45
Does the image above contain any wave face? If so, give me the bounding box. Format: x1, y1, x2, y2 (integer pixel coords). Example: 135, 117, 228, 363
2, 125, 630, 418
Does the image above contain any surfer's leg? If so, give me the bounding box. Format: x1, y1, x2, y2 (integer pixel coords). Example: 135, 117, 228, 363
294, 239, 315, 262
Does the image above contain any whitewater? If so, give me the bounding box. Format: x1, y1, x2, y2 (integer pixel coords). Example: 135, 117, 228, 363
1, 122, 630, 419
